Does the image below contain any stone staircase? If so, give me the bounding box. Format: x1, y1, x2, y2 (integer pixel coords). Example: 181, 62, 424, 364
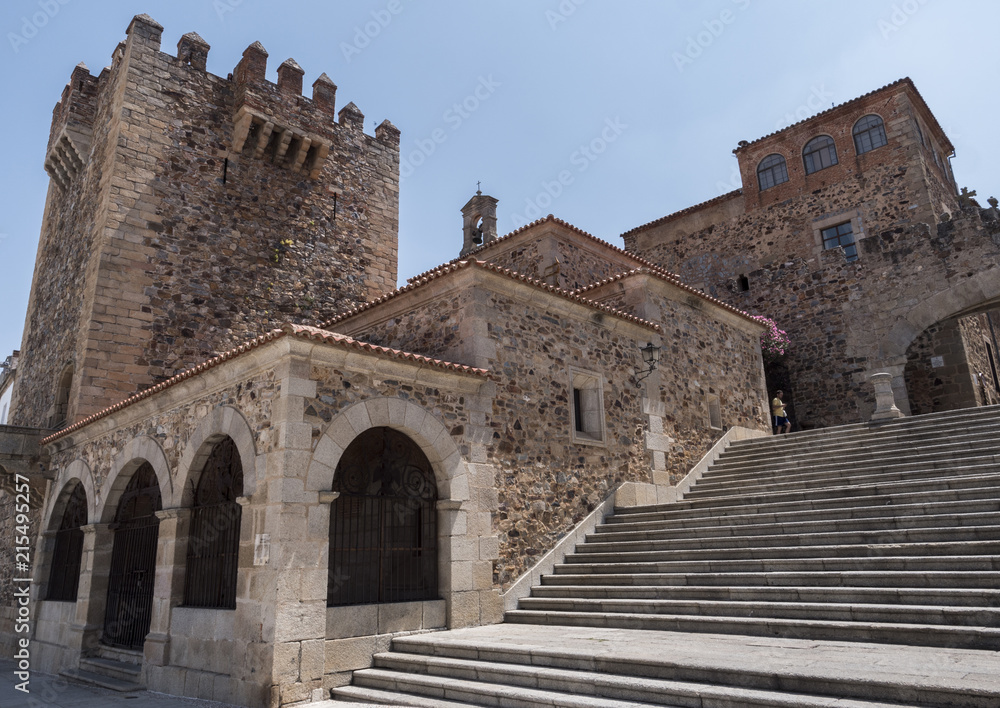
333, 405, 1000, 707
61, 649, 143, 693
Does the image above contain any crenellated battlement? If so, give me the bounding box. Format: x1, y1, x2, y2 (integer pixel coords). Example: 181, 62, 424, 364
25, 13, 401, 428
45, 62, 97, 190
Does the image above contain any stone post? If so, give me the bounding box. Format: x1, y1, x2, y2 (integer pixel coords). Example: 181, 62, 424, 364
144, 508, 191, 667
67, 523, 114, 658
870, 372, 904, 420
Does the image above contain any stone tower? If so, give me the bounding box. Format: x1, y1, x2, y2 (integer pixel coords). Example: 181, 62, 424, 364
11, 15, 401, 428
459, 188, 498, 256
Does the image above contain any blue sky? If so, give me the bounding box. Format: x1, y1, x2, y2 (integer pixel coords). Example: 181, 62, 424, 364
1, 0, 998, 361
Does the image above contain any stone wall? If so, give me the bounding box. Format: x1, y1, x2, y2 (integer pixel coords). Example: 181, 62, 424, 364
13, 15, 400, 428
330, 263, 767, 588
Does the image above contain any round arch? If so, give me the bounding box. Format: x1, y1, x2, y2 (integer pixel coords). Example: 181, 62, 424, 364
307, 397, 468, 502
98, 435, 172, 523
175, 404, 259, 507
875, 267, 1000, 367
43, 458, 97, 533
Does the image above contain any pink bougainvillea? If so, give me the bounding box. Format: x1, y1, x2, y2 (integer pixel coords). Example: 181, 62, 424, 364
751, 316, 790, 362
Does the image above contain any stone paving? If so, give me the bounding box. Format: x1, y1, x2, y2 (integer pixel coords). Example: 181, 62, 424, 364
0, 659, 394, 708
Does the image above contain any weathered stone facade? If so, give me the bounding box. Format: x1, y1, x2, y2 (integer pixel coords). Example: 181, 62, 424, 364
13, 14, 399, 429
1, 14, 786, 708
624, 78, 1000, 427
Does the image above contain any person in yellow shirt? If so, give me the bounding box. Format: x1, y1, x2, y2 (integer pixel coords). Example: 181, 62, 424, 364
772, 390, 791, 434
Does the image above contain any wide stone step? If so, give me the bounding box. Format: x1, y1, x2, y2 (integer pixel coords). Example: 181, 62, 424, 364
607, 484, 1000, 525
348, 667, 677, 708
516, 596, 1000, 627
504, 609, 1000, 649
541, 570, 1000, 589
333, 684, 484, 707
690, 457, 1000, 497
642, 472, 1000, 515
554, 553, 1000, 576
726, 406, 1000, 453
358, 652, 913, 708
527, 584, 1000, 607
715, 426, 1000, 469
577, 524, 1000, 555
389, 625, 1000, 708
592, 506, 1000, 541
564, 539, 1000, 565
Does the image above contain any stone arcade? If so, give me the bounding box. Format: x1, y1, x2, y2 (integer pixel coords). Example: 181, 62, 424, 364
0, 14, 997, 708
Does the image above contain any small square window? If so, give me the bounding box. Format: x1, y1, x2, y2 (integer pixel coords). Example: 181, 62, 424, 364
570, 368, 605, 445
820, 221, 858, 262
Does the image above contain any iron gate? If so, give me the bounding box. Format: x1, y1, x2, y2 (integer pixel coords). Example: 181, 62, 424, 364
46, 483, 87, 601
103, 463, 161, 650
328, 427, 438, 606
184, 437, 243, 609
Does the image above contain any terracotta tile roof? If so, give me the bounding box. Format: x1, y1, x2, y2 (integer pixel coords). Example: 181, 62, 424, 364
574, 268, 762, 326
406, 214, 682, 284
321, 259, 662, 333
41, 324, 487, 445
283, 323, 490, 377
620, 189, 743, 239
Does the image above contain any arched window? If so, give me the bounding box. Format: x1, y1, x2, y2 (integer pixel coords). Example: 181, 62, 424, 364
803, 136, 838, 175
853, 115, 887, 155
328, 427, 437, 607
46, 484, 87, 601
756, 154, 789, 191
184, 437, 243, 609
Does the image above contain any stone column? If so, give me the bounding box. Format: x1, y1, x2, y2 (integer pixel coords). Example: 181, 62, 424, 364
67, 523, 114, 658
144, 507, 191, 667
870, 372, 905, 421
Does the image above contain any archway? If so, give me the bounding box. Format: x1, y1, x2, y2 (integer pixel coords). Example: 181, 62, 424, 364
102, 462, 161, 650
183, 436, 243, 609
327, 427, 438, 607
45, 482, 87, 602
904, 311, 1000, 414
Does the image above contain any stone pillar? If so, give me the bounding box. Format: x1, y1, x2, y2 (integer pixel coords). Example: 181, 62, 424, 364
144, 508, 191, 667
870, 372, 904, 421
67, 523, 114, 658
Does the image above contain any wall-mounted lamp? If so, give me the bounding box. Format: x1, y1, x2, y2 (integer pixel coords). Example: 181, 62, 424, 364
635, 342, 661, 384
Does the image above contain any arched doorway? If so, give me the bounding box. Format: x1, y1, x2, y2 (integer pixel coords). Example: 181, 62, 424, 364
103, 462, 161, 650
46, 483, 87, 601
184, 437, 243, 609
328, 427, 438, 607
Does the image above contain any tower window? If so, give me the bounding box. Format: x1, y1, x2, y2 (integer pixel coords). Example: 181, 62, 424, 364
821, 221, 858, 261
803, 135, 838, 175
756, 154, 789, 191
737, 275, 750, 292
853, 115, 888, 155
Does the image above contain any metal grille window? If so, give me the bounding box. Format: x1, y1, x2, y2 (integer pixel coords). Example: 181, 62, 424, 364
756, 154, 789, 191
46, 484, 87, 601
803, 135, 838, 174
821, 221, 858, 261
184, 437, 243, 609
328, 427, 438, 607
853, 115, 888, 155
103, 463, 161, 650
